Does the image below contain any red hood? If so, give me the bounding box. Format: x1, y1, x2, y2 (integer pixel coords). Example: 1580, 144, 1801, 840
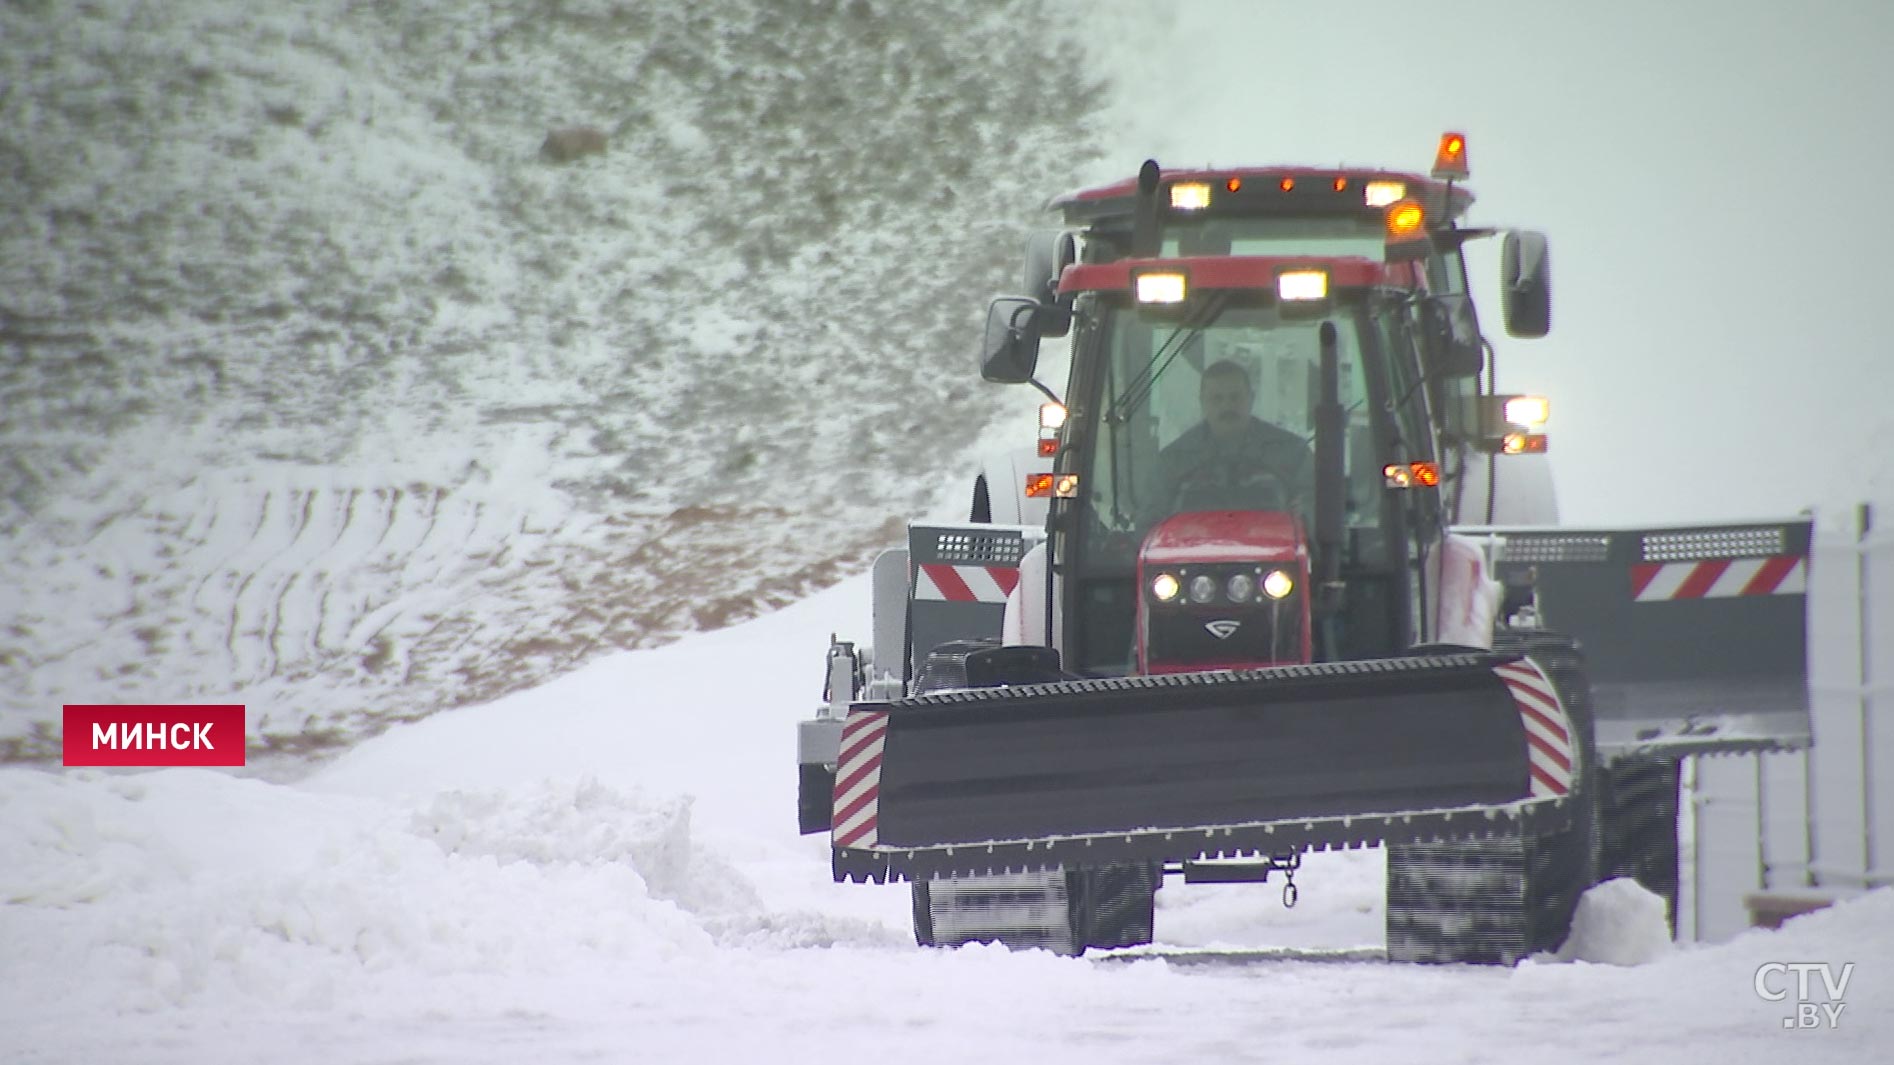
1140, 511, 1307, 568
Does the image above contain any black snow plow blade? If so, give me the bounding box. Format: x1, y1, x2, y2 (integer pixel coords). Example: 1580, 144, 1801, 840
831, 652, 1579, 882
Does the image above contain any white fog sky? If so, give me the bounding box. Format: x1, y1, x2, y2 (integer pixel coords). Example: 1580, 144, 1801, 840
1088, 0, 1894, 528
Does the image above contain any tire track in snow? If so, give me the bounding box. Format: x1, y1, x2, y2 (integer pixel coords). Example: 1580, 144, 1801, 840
307, 487, 392, 658
225, 485, 302, 683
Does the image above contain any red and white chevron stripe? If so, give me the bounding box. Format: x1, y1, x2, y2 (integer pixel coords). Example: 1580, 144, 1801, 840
1630, 555, 1805, 602
1493, 659, 1574, 798
914, 563, 1021, 603
831, 708, 890, 849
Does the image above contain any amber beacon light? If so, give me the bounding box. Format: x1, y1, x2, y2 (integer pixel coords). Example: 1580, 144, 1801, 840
1432, 131, 1470, 180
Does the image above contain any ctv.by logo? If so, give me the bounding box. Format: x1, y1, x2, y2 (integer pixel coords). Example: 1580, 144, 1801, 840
1753, 962, 1853, 1029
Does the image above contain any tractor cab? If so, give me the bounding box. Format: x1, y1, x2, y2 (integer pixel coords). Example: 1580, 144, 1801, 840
1044, 255, 1440, 675
985, 139, 1552, 677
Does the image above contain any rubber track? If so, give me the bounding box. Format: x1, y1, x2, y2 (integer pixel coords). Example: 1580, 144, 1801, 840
1385, 629, 1599, 965
1599, 754, 1682, 934
913, 871, 1076, 954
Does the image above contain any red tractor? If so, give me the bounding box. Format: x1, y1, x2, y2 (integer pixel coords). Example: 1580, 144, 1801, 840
799, 135, 1812, 962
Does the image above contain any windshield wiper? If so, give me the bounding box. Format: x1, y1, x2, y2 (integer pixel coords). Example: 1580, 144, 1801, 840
1105, 292, 1231, 424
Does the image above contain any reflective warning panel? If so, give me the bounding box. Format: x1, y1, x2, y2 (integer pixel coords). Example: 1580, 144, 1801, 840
1478, 520, 1813, 759
904, 524, 1041, 683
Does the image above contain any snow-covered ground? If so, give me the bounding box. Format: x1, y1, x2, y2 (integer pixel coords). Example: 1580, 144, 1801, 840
3, 579, 1885, 1063
6, 1, 1893, 1061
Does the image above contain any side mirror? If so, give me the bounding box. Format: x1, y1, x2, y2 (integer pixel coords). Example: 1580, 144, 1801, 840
1419, 295, 1484, 378
1501, 230, 1551, 338
980, 296, 1044, 384
1022, 231, 1077, 339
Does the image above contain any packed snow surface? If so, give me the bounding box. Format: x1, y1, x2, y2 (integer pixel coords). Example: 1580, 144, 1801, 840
3, 580, 1887, 1063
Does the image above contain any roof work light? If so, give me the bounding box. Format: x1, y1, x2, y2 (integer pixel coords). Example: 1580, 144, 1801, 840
1277, 270, 1328, 302
1135, 271, 1188, 305
1170, 182, 1212, 211
1364, 180, 1406, 207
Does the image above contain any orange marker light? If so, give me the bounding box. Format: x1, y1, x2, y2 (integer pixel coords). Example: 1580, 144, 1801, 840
1432, 131, 1470, 180
1279, 176, 1295, 192
1383, 461, 1441, 488
1332, 176, 1348, 192
1025, 473, 1054, 497
1037, 438, 1058, 457
1386, 199, 1425, 238
1226, 176, 1242, 193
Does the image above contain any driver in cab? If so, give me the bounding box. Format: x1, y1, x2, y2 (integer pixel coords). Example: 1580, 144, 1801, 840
1157, 359, 1313, 515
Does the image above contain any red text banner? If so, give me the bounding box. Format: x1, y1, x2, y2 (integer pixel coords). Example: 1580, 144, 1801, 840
62, 705, 247, 767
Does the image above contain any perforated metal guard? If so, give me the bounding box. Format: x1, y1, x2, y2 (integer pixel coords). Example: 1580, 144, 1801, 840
1496, 534, 1611, 564
927, 528, 1028, 566
1640, 526, 1786, 562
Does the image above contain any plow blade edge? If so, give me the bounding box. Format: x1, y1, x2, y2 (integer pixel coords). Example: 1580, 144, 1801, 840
831, 652, 1577, 882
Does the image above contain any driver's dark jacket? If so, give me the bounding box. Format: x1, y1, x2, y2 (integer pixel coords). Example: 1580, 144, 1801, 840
1156, 416, 1314, 511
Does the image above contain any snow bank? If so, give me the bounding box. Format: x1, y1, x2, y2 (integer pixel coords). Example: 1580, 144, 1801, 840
0, 768, 763, 1017
1556, 876, 1674, 966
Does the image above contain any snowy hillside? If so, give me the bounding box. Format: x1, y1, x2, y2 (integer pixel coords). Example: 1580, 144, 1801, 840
0, 0, 1112, 757
3, 579, 1886, 1063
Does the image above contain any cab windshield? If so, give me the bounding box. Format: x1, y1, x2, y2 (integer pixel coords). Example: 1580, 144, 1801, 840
1082, 295, 1390, 542
1064, 291, 1433, 673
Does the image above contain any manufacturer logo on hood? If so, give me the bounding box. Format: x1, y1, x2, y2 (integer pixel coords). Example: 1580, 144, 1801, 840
1204, 619, 1242, 640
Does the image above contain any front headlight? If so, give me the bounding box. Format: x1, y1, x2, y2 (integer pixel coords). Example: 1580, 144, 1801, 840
1226, 572, 1256, 603
1151, 573, 1180, 602
1262, 569, 1295, 600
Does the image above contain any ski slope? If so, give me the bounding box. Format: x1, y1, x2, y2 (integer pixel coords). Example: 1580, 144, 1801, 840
3, 577, 1886, 1064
